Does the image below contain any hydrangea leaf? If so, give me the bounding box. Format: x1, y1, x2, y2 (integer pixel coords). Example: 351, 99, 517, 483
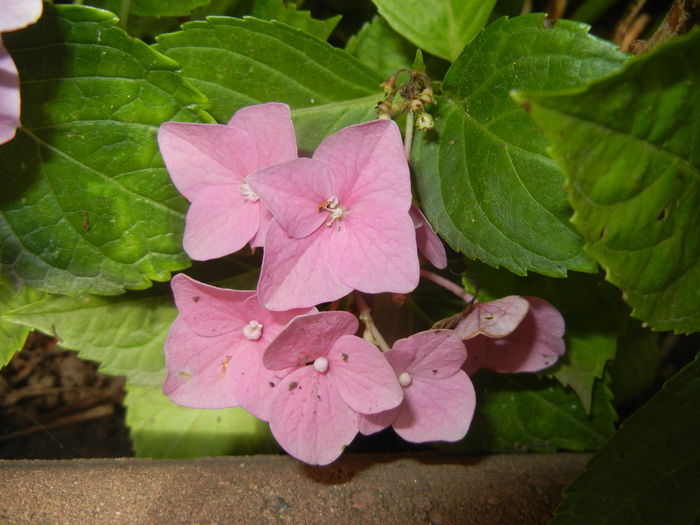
464, 262, 629, 413
108, 0, 212, 17
125, 383, 277, 458
153, 16, 384, 151
443, 370, 616, 453
251, 0, 341, 41
0, 5, 211, 295
551, 354, 700, 524
0, 277, 45, 367
514, 30, 700, 333
370, 0, 497, 62
412, 14, 628, 277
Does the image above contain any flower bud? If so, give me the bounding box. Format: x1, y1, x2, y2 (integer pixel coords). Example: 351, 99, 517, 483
415, 113, 434, 131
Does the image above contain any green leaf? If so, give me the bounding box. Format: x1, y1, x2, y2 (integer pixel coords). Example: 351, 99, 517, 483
370, 0, 497, 62
0, 5, 211, 295
464, 263, 629, 412
0, 278, 45, 367
153, 16, 384, 151
125, 384, 277, 458
108, 0, 212, 17
551, 354, 700, 524
444, 371, 617, 453
345, 15, 417, 78
413, 14, 628, 277
252, 0, 341, 41
515, 30, 700, 333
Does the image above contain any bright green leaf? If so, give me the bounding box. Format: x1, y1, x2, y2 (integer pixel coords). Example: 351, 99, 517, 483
370, 0, 497, 62
0, 5, 211, 295
0, 277, 45, 367
125, 384, 277, 458
153, 16, 384, 151
413, 14, 628, 277
552, 354, 700, 524
515, 30, 700, 333
252, 0, 341, 40
108, 0, 212, 17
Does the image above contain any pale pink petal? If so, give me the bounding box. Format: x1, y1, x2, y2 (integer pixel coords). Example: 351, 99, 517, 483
333, 213, 419, 294
0, 0, 43, 32
313, 119, 411, 211
0, 41, 20, 145
158, 121, 258, 201
250, 206, 274, 248
464, 297, 566, 374
390, 330, 467, 379
249, 158, 331, 238
182, 184, 261, 260
270, 367, 358, 465
257, 221, 352, 310
393, 372, 475, 443
162, 316, 238, 409
357, 406, 400, 436
329, 335, 404, 414
410, 205, 447, 269
171, 273, 254, 337
227, 102, 297, 165
455, 296, 530, 339
263, 311, 358, 370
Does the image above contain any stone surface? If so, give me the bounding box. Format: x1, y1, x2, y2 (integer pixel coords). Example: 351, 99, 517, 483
0, 453, 589, 524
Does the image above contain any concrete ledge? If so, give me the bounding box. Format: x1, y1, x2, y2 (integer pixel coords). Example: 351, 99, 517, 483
0, 453, 589, 524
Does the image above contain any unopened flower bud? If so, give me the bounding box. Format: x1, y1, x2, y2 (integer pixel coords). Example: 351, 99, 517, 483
418, 88, 434, 105
415, 113, 434, 131
409, 99, 424, 113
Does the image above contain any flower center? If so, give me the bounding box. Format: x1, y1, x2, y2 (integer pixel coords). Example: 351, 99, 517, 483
313, 356, 329, 373
242, 320, 263, 341
398, 372, 412, 387
320, 196, 346, 227
239, 177, 260, 202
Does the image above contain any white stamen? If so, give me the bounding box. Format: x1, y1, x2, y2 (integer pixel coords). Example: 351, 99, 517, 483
313, 356, 329, 373
398, 372, 412, 387
239, 177, 260, 202
242, 320, 263, 341
320, 195, 346, 227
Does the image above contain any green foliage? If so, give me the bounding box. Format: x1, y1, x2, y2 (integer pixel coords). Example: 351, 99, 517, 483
516, 30, 700, 333
370, 0, 497, 62
125, 384, 277, 458
252, 0, 341, 40
108, 0, 213, 17
0, 278, 45, 367
551, 354, 700, 524
0, 5, 210, 296
413, 14, 628, 277
153, 16, 383, 151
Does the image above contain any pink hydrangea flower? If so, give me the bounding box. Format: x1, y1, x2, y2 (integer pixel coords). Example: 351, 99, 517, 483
0, 0, 43, 145
457, 296, 566, 374
163, 273, 314, 420
358, 330, 475, 442
262, 311, 404, 465
157, 103, 297, 260
410, 205, 447, 269
249, 119, 419, 310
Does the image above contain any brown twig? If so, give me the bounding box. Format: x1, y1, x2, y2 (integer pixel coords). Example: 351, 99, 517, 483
547, 0, 568, 20
629, 0, 700, 54
612, 0, 648, 44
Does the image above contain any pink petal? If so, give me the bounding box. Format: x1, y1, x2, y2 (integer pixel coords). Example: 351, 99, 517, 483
455, 296, 530, 339
410, 205, 447, 269
0, 42, 20, 145
256, 221, 352, 310
329, 335, 404, 414
249, 158, 331, 238
157, 121, 258, 201
0, 0, 43, 32
390, 330, 467, 379
357, 406, 400, 436
182, 184, 261, 260
171, 273, 254, 337
250, 206, 274, 248
263, 311, 358, 370
162, 316, 238, 409
227, 102, 297, 166
393, 372, 475, 443
269, 367, 358, 465
464, 297, 566, 374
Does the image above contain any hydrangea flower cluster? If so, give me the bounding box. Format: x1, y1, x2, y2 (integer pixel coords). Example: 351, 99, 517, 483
159, 103, 566, 465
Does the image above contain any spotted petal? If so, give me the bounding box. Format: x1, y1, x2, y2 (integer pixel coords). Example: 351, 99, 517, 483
455, 296, 530, 339
390, 330, 467, 379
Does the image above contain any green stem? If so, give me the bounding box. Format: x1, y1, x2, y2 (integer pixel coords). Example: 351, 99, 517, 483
354, 293, 391, 352
403, 112, 414, 161
119, 0, 132, 31
420, 270, 473, 303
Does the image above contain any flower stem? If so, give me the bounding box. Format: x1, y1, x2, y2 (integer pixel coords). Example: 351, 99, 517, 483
403, 112, 414, 161
354, 292, 390, 352
119, 0, 131, 30
420, 269, 473, 303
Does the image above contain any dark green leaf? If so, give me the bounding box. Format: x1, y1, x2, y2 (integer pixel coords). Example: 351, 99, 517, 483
413, 14, 628, 277
552, 354, 700, 525
153, 16, 384, 151
0, 277, 45, 367
515, 30, 700, 333
109, 0, 212, 17
252, 0, 341, 40
0, 5, 211, 295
